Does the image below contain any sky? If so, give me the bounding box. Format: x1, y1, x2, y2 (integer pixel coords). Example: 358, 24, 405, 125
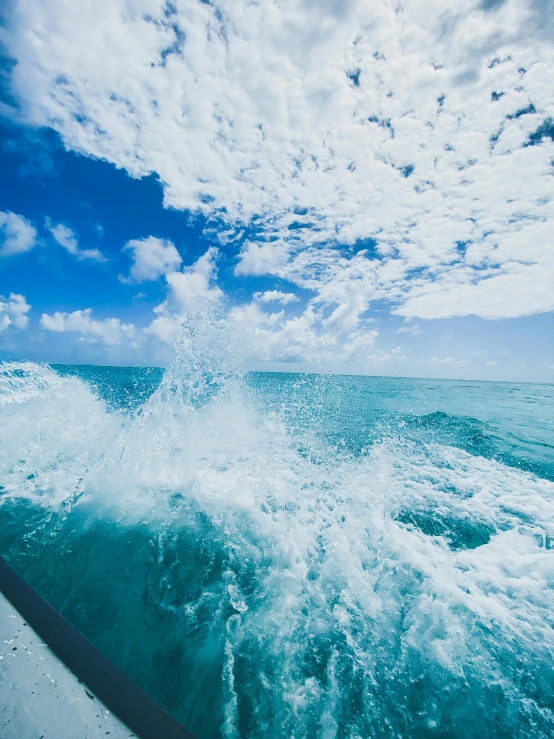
0, 0, 553, 381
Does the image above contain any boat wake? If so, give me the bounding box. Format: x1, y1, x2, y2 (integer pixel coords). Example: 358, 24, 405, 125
1, 317, 553, 737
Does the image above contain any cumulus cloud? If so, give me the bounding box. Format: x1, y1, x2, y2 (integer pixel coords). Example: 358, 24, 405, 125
143, 315, 181, 344
0, 293, 31, 331
46, 220, 106, 262
121, 236, 182, 282
40, 309, 135, 345
0, 211, 37, 257
3, 0, 554, 324
143, 247, 223, 342
229, 300, 378, 364
235, 242, 291, 277
161, 247, 222, 311
254, 290, 299, 305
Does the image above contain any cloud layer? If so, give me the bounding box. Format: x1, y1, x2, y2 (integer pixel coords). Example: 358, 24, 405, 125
2, 0, 554, 365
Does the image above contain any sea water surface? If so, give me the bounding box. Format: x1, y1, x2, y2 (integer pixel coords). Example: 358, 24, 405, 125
1, 356, 553, 738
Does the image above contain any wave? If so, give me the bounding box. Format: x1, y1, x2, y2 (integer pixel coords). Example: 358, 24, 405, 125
403, 410, 554, 481
1, 348, 554, 737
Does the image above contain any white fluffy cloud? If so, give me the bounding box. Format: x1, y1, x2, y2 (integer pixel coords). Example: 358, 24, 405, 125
162, 247, 222, 311
0, 293, 31, 331
121, 236, 182, 282
254, 290, 299, 305
4, 0, 554, 323
143, 314, 180, 344
46, 220, 106, 262
143, 247, 223, 342
40, 309, 135, 345
229, 300, 378, 364
235, 242, 292, 277
0, 211, 37, 257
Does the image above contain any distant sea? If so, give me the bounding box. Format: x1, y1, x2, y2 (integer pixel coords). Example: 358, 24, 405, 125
1, 361, 553, 738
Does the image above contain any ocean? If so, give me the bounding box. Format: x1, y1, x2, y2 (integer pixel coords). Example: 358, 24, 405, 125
1, 358, 553, 738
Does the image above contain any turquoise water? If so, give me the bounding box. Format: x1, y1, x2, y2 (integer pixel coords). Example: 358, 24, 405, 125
1, 359, 554, 737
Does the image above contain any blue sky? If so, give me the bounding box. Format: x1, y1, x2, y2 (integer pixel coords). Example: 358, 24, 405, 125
0, 0, 553, 381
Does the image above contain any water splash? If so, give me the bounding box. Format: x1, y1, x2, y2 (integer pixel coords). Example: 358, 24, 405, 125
1, 319, 554, 737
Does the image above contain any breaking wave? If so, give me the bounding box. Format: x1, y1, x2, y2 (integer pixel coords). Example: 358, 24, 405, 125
1, 318, 553, 738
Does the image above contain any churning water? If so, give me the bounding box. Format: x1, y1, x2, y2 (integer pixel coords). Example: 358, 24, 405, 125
1, 323, 553, 737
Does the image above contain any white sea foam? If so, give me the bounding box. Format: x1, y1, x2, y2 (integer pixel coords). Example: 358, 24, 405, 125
0, 362, 122, 506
